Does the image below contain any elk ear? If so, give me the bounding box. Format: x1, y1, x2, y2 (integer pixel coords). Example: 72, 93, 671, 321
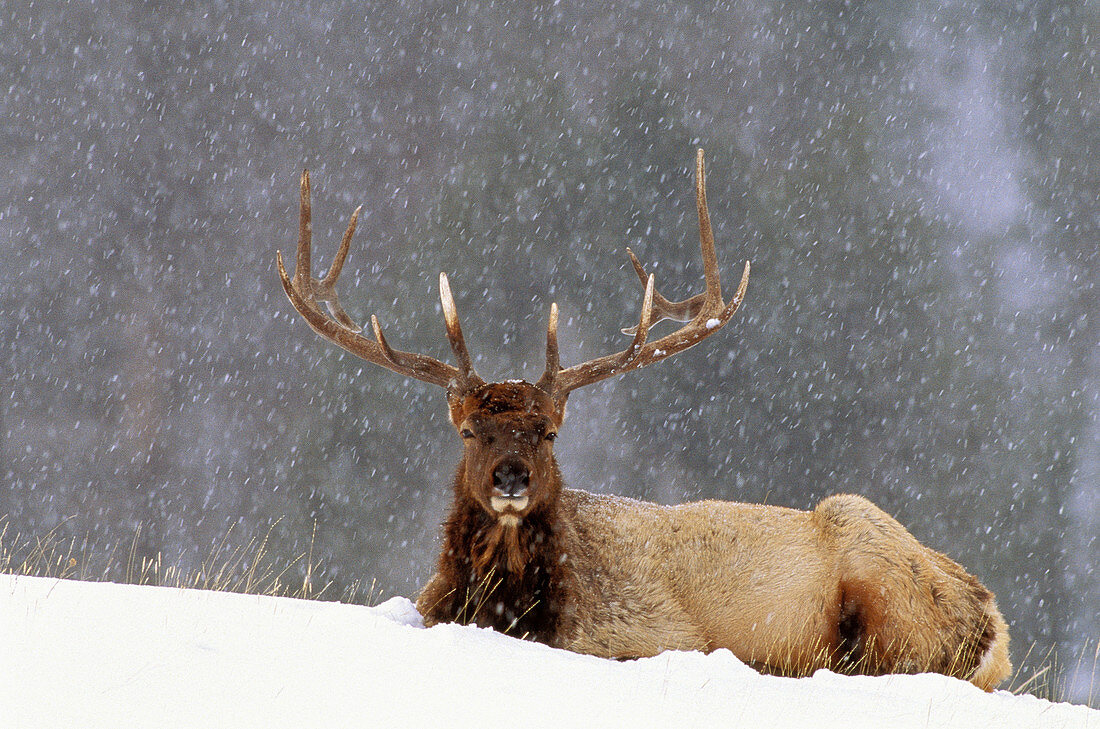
554, 394, 569, 424
446, 390, 467, 428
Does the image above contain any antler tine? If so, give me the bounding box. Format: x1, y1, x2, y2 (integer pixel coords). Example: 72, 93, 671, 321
369, 315, 402, 366
286, 168, 362, 331
294, 169, 313, 291
621, 248, 706, 334
535, 303, 561, 392
695, 148, 722, 305
542, 149, 750, 402
616, 274, 655, 368
321, 199, 359, 288
317, 206, 363, 331
620, 150, 722, 333
277, 170, 469, 392
439, 272, 482, 387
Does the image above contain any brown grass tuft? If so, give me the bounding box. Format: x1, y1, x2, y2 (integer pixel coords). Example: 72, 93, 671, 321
0, 515, 382, 605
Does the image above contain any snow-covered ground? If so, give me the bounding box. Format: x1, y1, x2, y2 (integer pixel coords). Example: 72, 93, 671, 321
1, 574, 1095, 728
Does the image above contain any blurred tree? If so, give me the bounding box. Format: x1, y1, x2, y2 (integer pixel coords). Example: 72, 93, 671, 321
1011, 0, 1100, 677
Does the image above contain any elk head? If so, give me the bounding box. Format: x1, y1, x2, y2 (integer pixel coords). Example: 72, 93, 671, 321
447, 381, 563, 527
276, 149, 750, 531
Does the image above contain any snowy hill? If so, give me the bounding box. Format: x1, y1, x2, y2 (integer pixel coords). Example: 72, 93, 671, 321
1, 574, 1095, 728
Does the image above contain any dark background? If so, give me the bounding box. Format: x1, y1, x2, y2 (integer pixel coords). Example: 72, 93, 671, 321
3, 0, 1096, 704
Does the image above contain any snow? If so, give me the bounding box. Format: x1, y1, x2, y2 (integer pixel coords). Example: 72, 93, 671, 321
2, 575, 1095, 728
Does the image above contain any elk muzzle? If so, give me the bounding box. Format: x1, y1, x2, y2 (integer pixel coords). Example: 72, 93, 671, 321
490, 456, 531, 514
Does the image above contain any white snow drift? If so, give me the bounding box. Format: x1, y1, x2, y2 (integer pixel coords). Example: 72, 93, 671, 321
1, 573, 1095, 728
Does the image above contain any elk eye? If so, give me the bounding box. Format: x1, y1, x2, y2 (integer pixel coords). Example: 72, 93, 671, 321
545, 431, 558, 442
460, 428, 475, 439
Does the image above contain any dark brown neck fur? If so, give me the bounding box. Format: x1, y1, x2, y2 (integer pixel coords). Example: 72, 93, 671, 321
428, 469, 573, 644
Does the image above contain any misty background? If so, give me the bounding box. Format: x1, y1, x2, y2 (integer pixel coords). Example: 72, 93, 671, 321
3, 0, 1097, 703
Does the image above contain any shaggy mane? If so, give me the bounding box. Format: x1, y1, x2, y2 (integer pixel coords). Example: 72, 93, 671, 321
432, 496, 572, 645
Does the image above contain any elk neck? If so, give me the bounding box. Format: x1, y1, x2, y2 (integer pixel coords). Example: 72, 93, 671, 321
436, 459, 572, 643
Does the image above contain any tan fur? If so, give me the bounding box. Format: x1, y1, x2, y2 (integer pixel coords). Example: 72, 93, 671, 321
418, 488, 1011, 690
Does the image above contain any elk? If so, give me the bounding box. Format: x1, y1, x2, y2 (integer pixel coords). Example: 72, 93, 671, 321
277, 150, 1011, 691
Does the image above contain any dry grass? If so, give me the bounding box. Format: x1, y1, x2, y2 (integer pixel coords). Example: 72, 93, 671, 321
0, 515, 382, 605
1009, 637, 1100, 708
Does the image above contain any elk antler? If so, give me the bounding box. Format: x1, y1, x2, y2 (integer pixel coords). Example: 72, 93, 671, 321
276, 170, 484, 393
536, 149, 750, 401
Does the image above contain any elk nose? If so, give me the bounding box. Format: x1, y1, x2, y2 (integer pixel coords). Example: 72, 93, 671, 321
492, 458, 530, 497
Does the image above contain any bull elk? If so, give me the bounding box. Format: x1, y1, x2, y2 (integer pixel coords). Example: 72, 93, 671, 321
276, 150, 1011, 690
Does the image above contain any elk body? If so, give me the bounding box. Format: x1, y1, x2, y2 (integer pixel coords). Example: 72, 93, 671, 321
277, 150, 1011, 691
